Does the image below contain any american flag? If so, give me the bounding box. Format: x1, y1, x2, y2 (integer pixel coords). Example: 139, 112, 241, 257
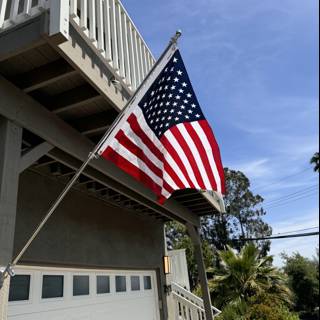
98, 49, 225, 203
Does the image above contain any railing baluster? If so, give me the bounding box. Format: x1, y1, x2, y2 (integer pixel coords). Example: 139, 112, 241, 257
70, 0, 77, 18
116, 3, 125, 79
110, 0, 119, 71
127, 21, 136, 90
9, 0, 19, 24
80, 0, 87, 30
88, 0, 96, 43
103, 0, 112, 62
141, 44, 148, 79
0, 0, 8, 29
96, 0, 104, 53
137, 35, 144, 83
23, 0, 32, 16
132, 28, 141, 89
121, 14, 131, 87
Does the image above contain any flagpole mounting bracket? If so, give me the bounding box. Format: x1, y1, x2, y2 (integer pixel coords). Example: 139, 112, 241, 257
0, 264, 15, 289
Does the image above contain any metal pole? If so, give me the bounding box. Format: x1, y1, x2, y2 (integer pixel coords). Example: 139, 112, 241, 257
0, 30, 182, 286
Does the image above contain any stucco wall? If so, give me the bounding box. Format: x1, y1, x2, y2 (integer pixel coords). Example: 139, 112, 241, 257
12, 169, 168, 318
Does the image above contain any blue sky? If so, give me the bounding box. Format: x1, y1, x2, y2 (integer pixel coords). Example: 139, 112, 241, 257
122, 0, 319, 265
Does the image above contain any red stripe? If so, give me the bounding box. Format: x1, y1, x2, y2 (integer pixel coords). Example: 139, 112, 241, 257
115, 129, 163, 180
184, 122, 218, 191
161, 134, 196, 189
128, 112, 186, 190
170, 126, 206, 189
127, 114, 163, 161
199, 120, 226, 194
101, 147, 162, 197
163, 159, 186, 189
163, 180, 174, 195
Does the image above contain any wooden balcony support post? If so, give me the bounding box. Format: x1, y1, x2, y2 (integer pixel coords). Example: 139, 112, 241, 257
186, 222, 214, 320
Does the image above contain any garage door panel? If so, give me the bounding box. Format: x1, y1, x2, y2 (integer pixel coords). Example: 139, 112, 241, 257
8, 266, 160, 320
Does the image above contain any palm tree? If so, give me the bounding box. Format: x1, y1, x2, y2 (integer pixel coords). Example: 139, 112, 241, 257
209, 244, 292, 309
310, 152, 319, 172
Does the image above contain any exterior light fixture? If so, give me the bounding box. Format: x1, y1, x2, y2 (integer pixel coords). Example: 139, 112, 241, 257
163, 256, 171, 275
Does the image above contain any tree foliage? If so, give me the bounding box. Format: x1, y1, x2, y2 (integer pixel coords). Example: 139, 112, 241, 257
213, 244, 298, 320
209, 244, 292, 308
310, 152, 320, 172
282, 252, 319, 319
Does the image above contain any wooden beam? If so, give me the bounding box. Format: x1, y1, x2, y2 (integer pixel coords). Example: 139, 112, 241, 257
20, 142, 53, 172
0, 14, 47, 62
46, 84, 102, 114
0, 75, 199, 226
11, 58, 77, 93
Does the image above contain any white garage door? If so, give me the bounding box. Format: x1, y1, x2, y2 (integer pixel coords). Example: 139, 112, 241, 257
8, 266, 160, 320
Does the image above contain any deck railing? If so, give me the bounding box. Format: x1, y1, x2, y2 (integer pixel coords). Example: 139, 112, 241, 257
172, 282, 221, 320
0, 0, 155, 92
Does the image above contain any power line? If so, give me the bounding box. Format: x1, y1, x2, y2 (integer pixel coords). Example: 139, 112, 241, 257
264, 191, 318, 210
235, 231, 319, 242
263, 185, 319, 206
274, 226, 319, 236
251, 167, 311, 193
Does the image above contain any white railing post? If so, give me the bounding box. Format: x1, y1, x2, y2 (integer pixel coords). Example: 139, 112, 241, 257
110, 0, 119, 72
96, 0, 104, 53
88, 0, 96, 43
49, 0, 69, 42
121, 13, 131, 87
103, 0, 112, 61
116, 2, 125, 79
80, 0, 87, 31
0, 0, 8, 29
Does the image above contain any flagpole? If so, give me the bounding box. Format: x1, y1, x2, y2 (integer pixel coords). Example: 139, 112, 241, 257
0, 30, 182, 287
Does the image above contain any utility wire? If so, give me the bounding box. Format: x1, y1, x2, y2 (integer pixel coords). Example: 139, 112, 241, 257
251, 167, 311, 193
264, 191, 318, 209
273, 226, 319, 236
234, 231, 319, 242
263, 185, 319, 206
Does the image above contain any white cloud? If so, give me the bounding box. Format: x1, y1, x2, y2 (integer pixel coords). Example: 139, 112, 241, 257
230, 158, 271, 179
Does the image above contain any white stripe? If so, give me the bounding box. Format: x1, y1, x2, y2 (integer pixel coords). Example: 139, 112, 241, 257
164, 130, 201, 189
110, 139, 163, 187
192, 122, 222, 193
178, 123, 212, 190
133, 108, 190, 189
122, 121, 163, 171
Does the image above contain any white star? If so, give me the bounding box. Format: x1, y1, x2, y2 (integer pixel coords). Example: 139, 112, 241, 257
182, 82, 187, 87
168, 116, 172, 120
170, 67, 175, 72
162, 116, 166, 121
166, 102, 170, 106
160, 102, 164, 107
184, 99, 189, 104
168, 94, 173, 98
144, 102, 148, 107
170, 109, 175, 113
173, 57, 178, 63
175, 117, 179, 121
166, 123, 170, 127
174, 77, 179, 83
167, 76, 171, 81
157, 96, 161, 100
165, 68, 168, 72
171, 85, 176, 90
191, 104, 196, 108
177, 70, 183, 75
151, 91, 155, 96
173, 102, 178, 106
179, 89, 184, 93
187, 93, 192, 98
159, 131, 162, 135
188, 110, 193, 114
180, 105, 185, 109
150, 120, 154, 124
185, 115, 190, 119
195, 114, 201, 118
164, 109, 168, 113
155, 125, 158, 129
165, 85, 169, 90
176, 95, 181, 100
178, 111, 182, 115
157, 110, 161, 115
156, 118, 160, 122
160, 124, 163, 128
162, 94, 166, 98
